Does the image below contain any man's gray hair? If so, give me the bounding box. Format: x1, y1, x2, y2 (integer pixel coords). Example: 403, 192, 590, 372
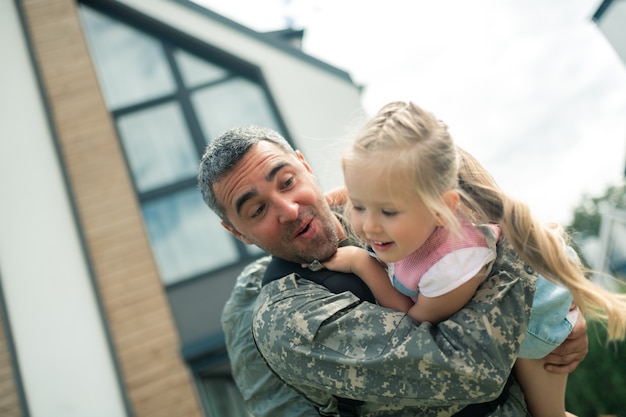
198, 125, 295, 222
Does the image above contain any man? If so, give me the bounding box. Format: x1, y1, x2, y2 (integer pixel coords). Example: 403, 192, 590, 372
198, 126, 588, 416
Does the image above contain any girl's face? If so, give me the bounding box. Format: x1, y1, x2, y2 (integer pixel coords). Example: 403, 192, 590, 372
344, 163, 438, 264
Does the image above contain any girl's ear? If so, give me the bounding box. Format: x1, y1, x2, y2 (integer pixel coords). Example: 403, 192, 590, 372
435, 190, 460, 226
442, 190, 460, 211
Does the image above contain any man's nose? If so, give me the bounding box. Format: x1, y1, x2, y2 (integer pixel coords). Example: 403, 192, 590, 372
276, 198, 299, 223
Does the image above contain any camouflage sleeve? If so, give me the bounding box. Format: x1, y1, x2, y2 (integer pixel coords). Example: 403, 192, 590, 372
252, 238, 536, 409
221, 256, 320, 417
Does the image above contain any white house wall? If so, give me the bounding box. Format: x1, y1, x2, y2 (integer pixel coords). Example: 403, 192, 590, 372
117, 0, 366, 192
0, 2, 127, 416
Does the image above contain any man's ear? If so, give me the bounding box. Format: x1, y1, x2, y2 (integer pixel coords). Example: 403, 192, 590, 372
295, 150, 314, 174
221, 220, 253, 245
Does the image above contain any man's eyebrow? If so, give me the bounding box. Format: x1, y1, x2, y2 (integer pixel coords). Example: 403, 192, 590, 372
235, 190, 256, 218
266, 162, 289, 182
234, 162, 290, 217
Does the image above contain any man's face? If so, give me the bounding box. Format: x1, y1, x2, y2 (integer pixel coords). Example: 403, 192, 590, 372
214, 141, 341, 264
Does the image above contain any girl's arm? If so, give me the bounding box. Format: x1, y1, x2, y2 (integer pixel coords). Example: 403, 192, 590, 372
321, 246, 413, 313
408, 265, 488, 324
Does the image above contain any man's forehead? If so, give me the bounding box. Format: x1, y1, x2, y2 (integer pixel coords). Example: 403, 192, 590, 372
216, 142, 296, 214
232, 142, 294, 183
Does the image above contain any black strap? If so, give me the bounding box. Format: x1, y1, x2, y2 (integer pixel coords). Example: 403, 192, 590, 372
334, 397, 363, 417
452, 375, 514, 417
262, 256, 376, 303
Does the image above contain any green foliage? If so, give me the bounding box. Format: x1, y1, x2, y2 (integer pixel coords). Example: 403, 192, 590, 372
565, 182, 626, 416
565, 319, 626, 416
567, 184, 626, 238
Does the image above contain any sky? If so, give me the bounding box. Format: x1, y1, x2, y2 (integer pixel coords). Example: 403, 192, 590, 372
194, 0, 626, 225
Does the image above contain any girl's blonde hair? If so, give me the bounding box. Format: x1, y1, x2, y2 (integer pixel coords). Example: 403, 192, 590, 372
344, 101, 626, 340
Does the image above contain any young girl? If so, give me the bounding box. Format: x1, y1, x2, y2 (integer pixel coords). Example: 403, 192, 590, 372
318, 101, 626, 417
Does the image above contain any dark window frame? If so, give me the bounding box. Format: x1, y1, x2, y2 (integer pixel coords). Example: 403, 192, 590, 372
78, 0, 292, 287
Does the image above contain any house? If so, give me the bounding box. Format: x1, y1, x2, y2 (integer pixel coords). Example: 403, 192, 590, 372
593, 0, 626, 69
587, 0, 626, 285
594, 0, 626, 178
0, 1, 364, 416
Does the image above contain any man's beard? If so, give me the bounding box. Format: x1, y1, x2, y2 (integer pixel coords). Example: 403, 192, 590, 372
278, 207, 340, 264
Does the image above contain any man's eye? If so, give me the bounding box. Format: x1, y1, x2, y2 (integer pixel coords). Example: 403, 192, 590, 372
250, 204, 265, 219
282, 176, 294, 189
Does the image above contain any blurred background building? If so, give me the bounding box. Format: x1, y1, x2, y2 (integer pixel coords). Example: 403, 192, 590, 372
587, 0, 626, 285
594, 0, 626, 179
594, 0, 626, 69
0, 1, 363, 416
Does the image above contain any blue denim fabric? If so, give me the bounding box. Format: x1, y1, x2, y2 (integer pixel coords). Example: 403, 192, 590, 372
519, 275, 574, 359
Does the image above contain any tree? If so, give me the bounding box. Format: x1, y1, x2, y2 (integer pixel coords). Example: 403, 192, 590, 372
564, 182, 626, 416
565, 320, 626, 416
568, 184, 626, 238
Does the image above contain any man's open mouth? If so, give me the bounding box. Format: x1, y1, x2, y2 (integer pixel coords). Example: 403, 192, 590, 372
296, 221, 312, 237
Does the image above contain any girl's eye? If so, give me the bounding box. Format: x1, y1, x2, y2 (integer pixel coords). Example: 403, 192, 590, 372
382, 210, 397, 216
351, 205, 365, 212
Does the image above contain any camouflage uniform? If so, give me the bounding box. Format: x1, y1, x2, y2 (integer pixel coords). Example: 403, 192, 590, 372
251, 237, 536, 416
222, 256, 319, 416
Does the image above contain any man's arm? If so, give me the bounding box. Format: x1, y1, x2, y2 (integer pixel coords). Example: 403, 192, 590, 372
222, 256, 319, 416
253, 238, 534, 407
544, 312, 588, 373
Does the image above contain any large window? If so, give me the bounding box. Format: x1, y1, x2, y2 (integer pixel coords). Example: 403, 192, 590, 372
198, 365, 253, 417
79, 4, 280, 286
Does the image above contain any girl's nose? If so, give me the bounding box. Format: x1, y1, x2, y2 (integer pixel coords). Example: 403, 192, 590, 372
362, 214, 379, 234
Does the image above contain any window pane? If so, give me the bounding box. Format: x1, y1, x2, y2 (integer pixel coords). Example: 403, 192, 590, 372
80, 5, 176, 109
246, 244, 265, 257
117, 102, 197, 192
201, 377, 252, 417
174, 49, 229, 88
142, 188, 239, 285
191, 77, 282, 140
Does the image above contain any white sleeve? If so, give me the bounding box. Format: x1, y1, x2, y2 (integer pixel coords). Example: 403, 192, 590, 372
419, 247, 495, 297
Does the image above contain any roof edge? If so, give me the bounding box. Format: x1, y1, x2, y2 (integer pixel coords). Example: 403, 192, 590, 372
168, 0, 356, 84
592, 0, 615, 22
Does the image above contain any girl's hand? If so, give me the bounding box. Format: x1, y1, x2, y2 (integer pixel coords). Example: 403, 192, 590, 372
325, 187, 348, 207
302, 246, 363, 273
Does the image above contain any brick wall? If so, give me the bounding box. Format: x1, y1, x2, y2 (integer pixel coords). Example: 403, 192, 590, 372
0, 308, 21, 417
19, 1, 202, 416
